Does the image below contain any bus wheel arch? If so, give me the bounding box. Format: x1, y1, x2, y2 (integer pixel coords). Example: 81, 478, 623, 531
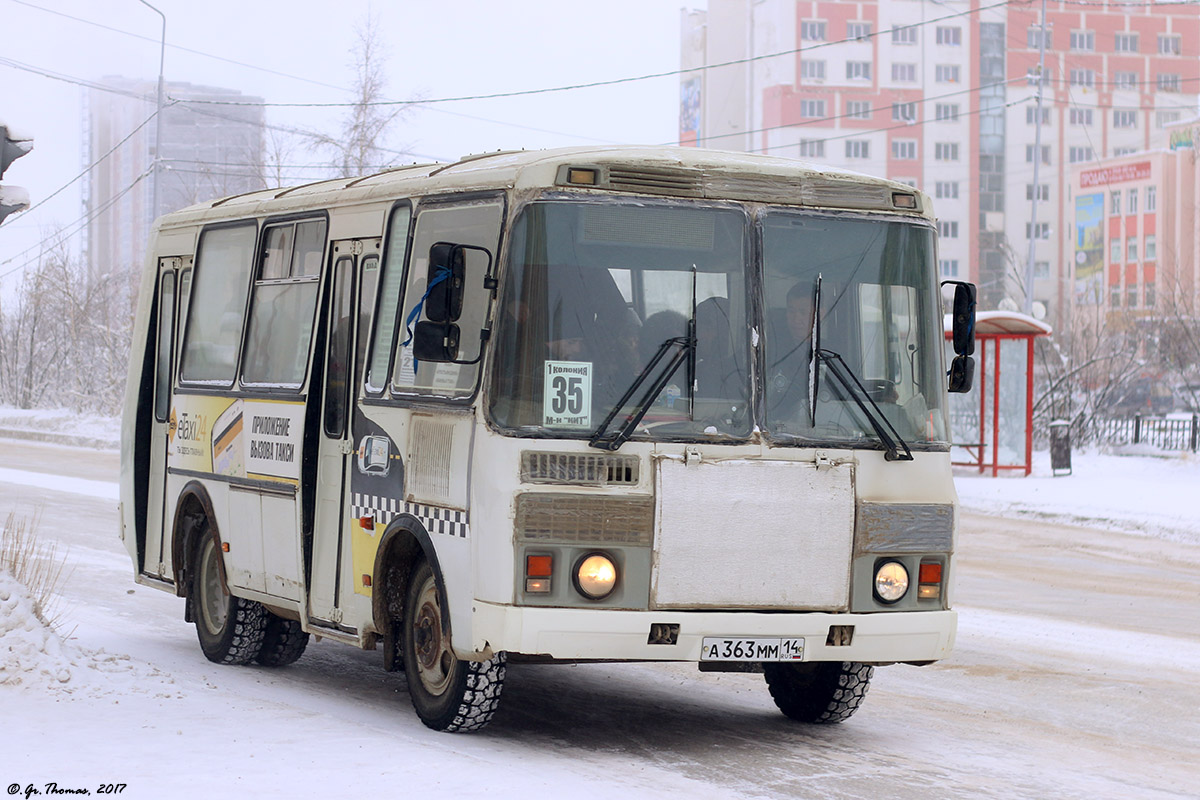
371, 517, 448, 672
170, 481, 220, 604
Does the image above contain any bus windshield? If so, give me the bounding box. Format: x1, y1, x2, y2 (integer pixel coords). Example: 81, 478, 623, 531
761, 210, 948, 447
488, 199, 948, 449
489, 200, 751, 441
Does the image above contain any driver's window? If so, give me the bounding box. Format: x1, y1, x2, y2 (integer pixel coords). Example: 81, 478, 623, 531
391, 198, 503, 398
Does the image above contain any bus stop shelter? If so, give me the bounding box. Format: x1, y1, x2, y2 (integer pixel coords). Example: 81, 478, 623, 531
946, 310, 1052, 476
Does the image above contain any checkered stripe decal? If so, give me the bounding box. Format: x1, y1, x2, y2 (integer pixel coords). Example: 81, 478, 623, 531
351, 493, 469, 538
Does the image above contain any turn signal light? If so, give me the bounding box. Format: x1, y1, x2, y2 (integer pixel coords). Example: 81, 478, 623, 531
918, 561, 943, 600
525, 554, 553, 594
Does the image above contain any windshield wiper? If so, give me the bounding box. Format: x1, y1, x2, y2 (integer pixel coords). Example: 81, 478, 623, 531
589, 334, 693, 451
815, 348, 913, 462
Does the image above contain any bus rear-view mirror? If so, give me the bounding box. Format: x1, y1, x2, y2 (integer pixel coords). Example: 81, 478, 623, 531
948, 353, 974, 393
425, 242, 466, 322
942, 280, 976, 357
412, 320, 460, 362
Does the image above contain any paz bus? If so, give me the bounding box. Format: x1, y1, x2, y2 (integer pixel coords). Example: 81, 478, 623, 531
119, 146, 976, 732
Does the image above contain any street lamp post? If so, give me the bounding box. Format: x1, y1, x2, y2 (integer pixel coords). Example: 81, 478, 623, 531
137, 0, 166, 220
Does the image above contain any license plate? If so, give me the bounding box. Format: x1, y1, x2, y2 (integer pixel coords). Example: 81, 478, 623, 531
700, 637, 805, 662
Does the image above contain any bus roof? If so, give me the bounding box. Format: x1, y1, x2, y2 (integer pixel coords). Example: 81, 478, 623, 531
157, 146, 935, 228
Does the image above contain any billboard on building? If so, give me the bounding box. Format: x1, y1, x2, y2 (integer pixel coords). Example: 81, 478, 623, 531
1074, 193, 1105, 305
679, 78, 701, 147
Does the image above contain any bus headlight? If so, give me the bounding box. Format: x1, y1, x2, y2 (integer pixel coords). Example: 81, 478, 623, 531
874, 560, 909, 604
574, 553, 618, 600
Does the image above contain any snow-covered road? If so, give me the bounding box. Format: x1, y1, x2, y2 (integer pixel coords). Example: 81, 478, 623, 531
1, 439, 1197, 799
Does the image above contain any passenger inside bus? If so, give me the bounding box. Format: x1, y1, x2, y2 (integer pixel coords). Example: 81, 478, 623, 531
767, 281, 818, 422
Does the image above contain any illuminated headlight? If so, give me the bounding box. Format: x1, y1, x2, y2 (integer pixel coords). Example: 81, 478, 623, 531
874, 560, 909, 604
574, 553, 618, 600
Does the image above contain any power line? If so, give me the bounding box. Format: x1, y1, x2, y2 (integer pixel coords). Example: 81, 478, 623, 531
169, 0, 1016, 109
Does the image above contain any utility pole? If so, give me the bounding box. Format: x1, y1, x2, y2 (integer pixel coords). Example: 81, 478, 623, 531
137, 0, 166, 220
1024, 0, 1048, 316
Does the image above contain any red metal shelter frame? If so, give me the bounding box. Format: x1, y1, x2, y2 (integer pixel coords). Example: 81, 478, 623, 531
945, 311, 1052, 477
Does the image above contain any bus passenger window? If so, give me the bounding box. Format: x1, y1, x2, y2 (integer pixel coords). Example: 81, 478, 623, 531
180, 223, 257, 384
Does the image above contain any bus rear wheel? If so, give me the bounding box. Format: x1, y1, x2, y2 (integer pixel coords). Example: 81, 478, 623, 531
192, 535, 268, 665
401, 558, 505, 732
255, 614, 309, 667
762, 661, 874, 723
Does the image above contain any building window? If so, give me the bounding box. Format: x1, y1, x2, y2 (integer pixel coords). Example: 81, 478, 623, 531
1127, 238, 1138, 262
892, 102, 917, 122
938, 220, 959, 238
1034, 261, 1050, 279
940, 259, 959, 277
1026, 222, 1050, 240
893, 177, 918, 188
1146, 185, 1156, 212
801, 60, 826, 80
935, 64, 961, 83
1159, 34, 1181, 55
1110, 191, 1121, 216
1145, 282, 1156, 307
892, 139, 917, 159
1127, 188, 1138, 215
1026, 106, 1050, 125
892, 63, 917, 82
935, 103, 960, 122
1028, 26, 1052, 49
798, 140, 825, 158
1110, 239, 1122, 262
1158, 74, 1181, 92
935, 142, 960, 161
801, 20, 826, 41
1070, 30, 1094, 52
1070, 69, 1095, 88
845, 140, 870, 159
1114, 72, 1139, 91
1156, 111, 1181, 129
846, 61, 872, 80
1113, 110, 1137, 128
1026, 184, 1049, 201
1113, 147, 1138, 157
1114, 32, 1139, 53
936, 26, 962, 46
892, 25, 918, 45
1070, 108, 1094, 126
1145, 234, 1156, 261
847, 21, 871, 40
1127, 285, 1139, 308
1068, 146, 1093, 163
935, 181, 959, 199
1111, 285, 1121, 308
800, 99, 826, 118
846, 101, 872, 120
1026, 145, 1051, 165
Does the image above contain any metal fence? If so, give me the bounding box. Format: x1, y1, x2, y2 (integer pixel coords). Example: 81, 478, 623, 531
1092, 414, 1200, 452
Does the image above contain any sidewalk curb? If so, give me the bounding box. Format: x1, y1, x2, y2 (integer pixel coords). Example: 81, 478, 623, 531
0, 426, 119, 451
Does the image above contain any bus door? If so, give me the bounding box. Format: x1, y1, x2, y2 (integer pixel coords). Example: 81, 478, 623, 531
145, 256, 188, 580
309, 238, 379, 625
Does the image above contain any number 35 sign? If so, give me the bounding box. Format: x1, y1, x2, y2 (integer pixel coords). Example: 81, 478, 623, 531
543, 360, 593, 428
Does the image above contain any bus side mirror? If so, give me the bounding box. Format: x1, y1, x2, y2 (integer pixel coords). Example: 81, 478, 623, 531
942, 280, 976, 356
426, 243, 466, 322
412, 320, 460, 362
948, 353, 974, 393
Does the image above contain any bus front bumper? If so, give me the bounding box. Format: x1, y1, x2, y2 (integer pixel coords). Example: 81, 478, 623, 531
470, 602, 956, 664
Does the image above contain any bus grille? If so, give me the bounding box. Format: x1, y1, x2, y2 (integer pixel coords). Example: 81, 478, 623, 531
515, 493, 653, 545
521, 452, 639, 486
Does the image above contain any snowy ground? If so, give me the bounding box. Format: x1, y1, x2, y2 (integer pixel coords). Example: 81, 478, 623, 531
1, 421, 1198, 799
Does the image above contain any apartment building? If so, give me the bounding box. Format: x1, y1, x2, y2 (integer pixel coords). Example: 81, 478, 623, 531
680, 0, 1199, 328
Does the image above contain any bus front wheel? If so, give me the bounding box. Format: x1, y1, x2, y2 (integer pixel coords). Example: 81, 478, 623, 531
191, 535, 268, 665
401, 558, 506, 732
762, 661, 874, 723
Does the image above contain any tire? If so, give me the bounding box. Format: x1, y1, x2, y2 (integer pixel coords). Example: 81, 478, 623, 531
401, 559, 505, 732
762, 661, 874, 724
255, 614, 309, 667
192, 535, 268, 665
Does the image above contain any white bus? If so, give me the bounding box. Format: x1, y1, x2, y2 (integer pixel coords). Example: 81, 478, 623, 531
120, 146, 976, 732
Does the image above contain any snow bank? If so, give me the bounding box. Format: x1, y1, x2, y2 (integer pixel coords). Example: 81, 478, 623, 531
0, 570, 173, 696
955, 448, 1200, 545
0, 406, 120, 450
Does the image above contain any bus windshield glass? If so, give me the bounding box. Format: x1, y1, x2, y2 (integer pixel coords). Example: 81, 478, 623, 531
490, 200, 751, 441
761, 210, 948, 447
